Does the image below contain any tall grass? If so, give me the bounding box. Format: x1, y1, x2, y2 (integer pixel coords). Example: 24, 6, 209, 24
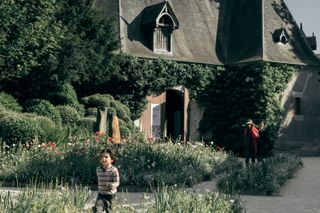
0, 182, 91, 213
145, 184, 243, 213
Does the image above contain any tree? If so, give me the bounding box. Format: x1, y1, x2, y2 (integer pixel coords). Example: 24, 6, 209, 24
57, 0, 119, 92
0, 0, 119, 101
0, 0, 64, 82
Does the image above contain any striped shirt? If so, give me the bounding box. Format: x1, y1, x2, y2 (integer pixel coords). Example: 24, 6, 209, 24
96, 166, 120, 195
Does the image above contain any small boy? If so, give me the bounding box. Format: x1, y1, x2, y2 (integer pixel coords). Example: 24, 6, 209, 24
94, 149, 120, 213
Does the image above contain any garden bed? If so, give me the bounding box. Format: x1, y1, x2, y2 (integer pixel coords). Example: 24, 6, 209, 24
216, 152, 303, 195
0, 139, 238, 188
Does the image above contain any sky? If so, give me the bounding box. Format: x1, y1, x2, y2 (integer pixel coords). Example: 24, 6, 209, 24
285, 0, 320, 53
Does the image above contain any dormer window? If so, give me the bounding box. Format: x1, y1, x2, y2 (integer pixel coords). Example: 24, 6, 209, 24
273, 27, 289, 44
141, 1, 179, 54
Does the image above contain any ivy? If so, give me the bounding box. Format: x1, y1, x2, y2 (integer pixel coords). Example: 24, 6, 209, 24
199, 63, 297, 154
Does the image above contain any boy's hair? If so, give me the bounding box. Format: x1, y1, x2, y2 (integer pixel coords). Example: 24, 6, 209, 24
100, 148, 116, 162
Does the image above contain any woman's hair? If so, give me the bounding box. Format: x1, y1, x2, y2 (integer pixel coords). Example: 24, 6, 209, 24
100, 148, 116, 162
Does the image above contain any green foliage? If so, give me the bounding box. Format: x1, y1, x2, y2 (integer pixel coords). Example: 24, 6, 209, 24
1, 139, 237, 188
58, 0, 119, 87
144, 185, 243, 213
199, 63, 297, 154
99, 54, 223, 120
0, 111, 43, 145
81, 93, 135, 136
120, 126, 131, 138
217, 152, 303, 194
85, 107, 97, 116
0, 0, 65, 82
116, 142, 226, 187
80, 93, 113, 109
24, 99, 62, 124
1, 0, 118, 108
24, 113, 58, 142
0, 92, 22, 112
77, 117, 96, 132
0, 183, 90, 212
48, 83, 78, 105
111, 100, 131, 121
56, 105, 81, 125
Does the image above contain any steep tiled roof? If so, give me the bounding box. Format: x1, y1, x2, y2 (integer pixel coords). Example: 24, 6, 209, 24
118, 0, 223, 65
262, 0, 320, 66
94, 0, 320, 67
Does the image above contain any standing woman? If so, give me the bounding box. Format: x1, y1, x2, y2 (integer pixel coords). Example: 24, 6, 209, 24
244, 119, 259, 166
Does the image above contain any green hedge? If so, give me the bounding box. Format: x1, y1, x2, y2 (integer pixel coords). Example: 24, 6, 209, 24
56, 105, 81, 125
0, 92, 22, 112
0, 111, 44, 145
24, 99, 61, 124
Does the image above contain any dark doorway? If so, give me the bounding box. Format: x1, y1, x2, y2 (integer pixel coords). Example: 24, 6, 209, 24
166, 89, 184, 140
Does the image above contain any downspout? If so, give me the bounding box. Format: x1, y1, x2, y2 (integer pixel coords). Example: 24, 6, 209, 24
118, 0, 122, 52
261, 0, 265, 61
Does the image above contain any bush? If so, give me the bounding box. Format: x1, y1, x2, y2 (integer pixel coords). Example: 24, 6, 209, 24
0, 112, 44, 145
56, 105, 81, 125
110, 100, 131, 120
48, 83, 78, 106
120, 126, 131, 138
81, 94, 113, 109
24, 99, 61, 124
24, 113, 71, 143
0, 92, 22, 112
86, 107, 97, 117
217, 152, 303, 194
77, 117, 96, 132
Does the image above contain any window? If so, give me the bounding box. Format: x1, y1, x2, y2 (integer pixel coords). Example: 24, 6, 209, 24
154, 27, 171, 52
273, 28, 289, 44
294, 97, 302, 115
141, 1, 179, 54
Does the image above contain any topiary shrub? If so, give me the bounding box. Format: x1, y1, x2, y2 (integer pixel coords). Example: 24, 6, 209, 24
0, 92, 22, 112
80, 94, 113, 109
120, 126, 131, 138
56, 105, 81, 125
48, 83, 78, 105
23, 113, 66, 143
86, 107, 97, 117
81, 94, 135, 136
0, 112, 44, 145
77, 117, 96, 132
107, 107, 117, 117
110, 100, 131, 120
24, 99, 61, 124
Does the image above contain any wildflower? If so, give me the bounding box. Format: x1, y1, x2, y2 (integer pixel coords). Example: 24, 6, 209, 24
108, 137, 113, 142
143, 193, 150, 200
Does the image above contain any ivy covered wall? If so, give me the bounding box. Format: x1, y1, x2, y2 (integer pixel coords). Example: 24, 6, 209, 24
90, 54, 297, 154
198, 63, 297, 154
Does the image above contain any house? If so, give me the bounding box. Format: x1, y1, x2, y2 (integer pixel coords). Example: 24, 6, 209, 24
94, 0, 320, 151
